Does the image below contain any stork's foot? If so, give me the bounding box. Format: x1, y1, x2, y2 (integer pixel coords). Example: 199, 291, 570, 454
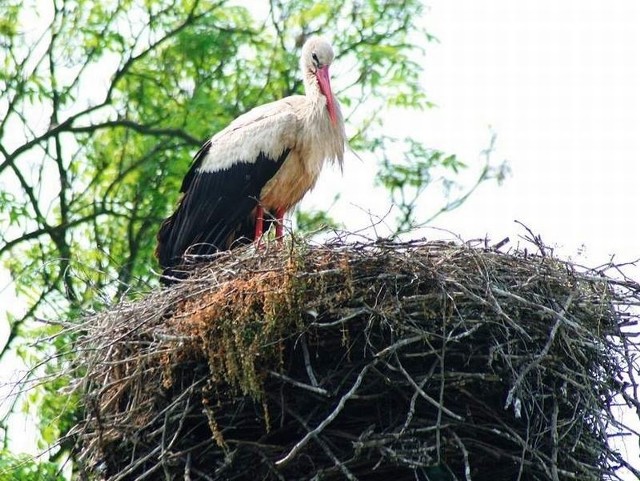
254, 205, 265, 249
275, 207, 286, 241
253, 206, 287, 251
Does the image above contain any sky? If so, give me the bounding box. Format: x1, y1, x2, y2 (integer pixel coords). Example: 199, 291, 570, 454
422, 0, 640, 257
2, 0, 639, 476
314, 0, 640, 266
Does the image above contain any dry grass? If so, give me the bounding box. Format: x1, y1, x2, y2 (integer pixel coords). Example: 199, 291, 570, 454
72, 236, 640, 480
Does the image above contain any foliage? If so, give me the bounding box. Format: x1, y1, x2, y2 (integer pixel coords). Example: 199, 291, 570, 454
378, 132, 509, 234
0, 452, 66, 481
0, 0, 501, 476
294, 195, 341, 233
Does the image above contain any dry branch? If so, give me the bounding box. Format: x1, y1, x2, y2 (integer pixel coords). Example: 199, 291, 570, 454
72, 238, 640, 480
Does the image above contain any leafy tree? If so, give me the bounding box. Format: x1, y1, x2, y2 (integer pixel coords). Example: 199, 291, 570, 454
0, 452, 66, 481
0, 0, 502, 476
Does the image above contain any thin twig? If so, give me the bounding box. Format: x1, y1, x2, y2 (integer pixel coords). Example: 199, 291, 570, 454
268, 370, 329, 397
275, 361, 377, 467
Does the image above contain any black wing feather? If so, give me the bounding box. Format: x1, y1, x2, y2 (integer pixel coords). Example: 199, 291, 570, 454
156, 144, 289, 282
180, 139, 212, 193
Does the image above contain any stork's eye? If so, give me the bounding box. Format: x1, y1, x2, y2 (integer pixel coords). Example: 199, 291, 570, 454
312, 52, 320, 67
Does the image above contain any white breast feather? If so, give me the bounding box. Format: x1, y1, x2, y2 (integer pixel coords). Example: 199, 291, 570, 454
199, 99, 301, 173
259, 95, 346, 210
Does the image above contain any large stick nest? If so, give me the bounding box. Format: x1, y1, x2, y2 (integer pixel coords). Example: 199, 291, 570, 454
73, 238, 640, 480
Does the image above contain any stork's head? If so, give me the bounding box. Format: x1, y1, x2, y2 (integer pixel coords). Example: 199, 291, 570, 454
301, 37, 338, 125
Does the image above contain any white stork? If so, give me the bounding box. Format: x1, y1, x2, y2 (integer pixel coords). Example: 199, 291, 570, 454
156, 37, 346, 281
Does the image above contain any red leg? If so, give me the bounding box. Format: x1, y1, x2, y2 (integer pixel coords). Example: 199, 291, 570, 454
254, 205, 264, 244
275, 207, 285, 241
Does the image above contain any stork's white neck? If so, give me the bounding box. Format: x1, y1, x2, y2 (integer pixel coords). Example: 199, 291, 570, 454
302, 69, 323, 102
293, 72, 344, 175
296, 38, 345, 169
301, 69, 338, 121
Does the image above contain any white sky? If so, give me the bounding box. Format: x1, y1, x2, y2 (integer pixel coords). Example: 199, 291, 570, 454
317, 0, 640, 266
1, 0, 639, 476
423, 0, 640, 258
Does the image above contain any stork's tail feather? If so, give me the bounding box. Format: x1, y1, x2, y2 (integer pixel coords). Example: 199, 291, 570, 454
156, 206, 272, 285
155, 215, 175, 269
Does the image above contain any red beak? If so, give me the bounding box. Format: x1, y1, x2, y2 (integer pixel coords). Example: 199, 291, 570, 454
315, 65, 338, 125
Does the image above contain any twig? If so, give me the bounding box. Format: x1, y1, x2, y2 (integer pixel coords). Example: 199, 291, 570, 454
375, 335, 425, 358
299, 333, 319, 387
395, 356, 464, 422
183, 452, 191, 481
550, 397, 560, 481
268, 370, 329, 397
281, 402, 359, 480
310, 307, 369, 328
275, 361, 377, 467
505, 294, 575, 409
450, 430, 472, 481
